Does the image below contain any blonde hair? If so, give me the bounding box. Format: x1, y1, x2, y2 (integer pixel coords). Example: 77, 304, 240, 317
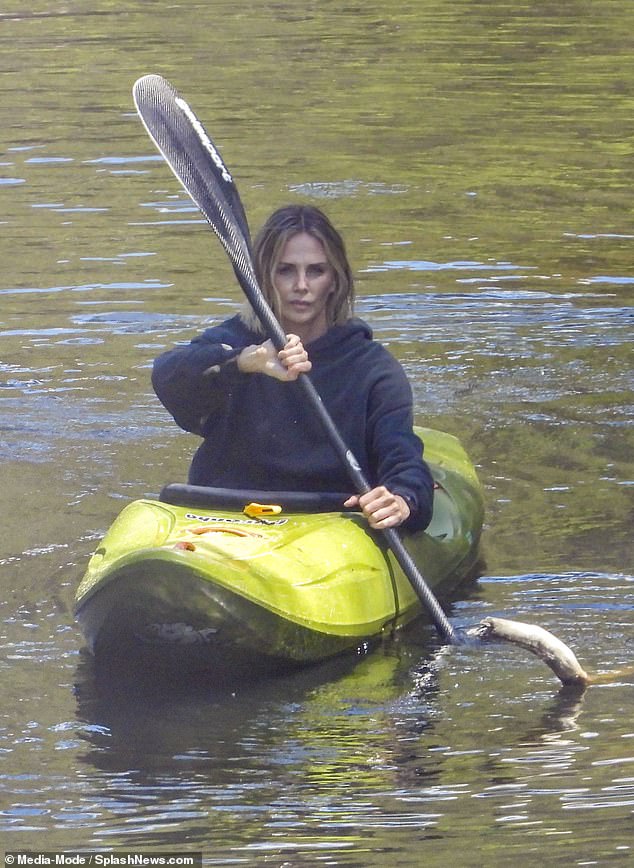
240, 205, 354, 333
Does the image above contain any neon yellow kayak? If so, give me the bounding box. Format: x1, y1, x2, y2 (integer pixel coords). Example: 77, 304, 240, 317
74, 428, 484, 670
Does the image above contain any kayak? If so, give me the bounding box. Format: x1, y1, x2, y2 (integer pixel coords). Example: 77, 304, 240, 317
74, 428, 484, 673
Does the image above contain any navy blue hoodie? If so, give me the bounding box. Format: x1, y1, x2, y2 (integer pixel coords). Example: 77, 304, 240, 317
152, 315, 433, 530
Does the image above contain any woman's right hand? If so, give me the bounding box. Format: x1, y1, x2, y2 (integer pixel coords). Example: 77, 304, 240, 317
237, 334, 311, 381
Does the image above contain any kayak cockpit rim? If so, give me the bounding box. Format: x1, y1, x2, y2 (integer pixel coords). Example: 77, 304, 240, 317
159, 483, 353, 514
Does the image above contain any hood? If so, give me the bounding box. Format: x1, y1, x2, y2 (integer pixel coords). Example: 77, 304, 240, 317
306, 317, 373, 355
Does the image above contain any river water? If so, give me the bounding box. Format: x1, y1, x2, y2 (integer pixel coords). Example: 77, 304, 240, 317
1, 1, 633, 864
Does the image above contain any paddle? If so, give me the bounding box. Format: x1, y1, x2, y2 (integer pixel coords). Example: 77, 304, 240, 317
132, 73, 461, 646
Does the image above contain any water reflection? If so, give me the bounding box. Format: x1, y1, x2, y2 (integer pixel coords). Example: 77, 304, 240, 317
72, 644, 448, 850
70, 603, 596, 812
76, 652, 409, 754
69, 617, 628, 857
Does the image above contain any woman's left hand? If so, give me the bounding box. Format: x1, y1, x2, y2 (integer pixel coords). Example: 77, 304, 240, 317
344, 487, 411, 530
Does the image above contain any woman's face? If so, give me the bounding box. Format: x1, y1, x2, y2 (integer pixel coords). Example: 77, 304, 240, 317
273, 232, 336, 343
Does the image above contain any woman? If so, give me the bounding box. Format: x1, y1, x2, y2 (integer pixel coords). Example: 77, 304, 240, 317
152, 205, 434, 531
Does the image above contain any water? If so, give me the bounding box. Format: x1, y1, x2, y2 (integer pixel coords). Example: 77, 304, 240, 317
1, 1, 633, 863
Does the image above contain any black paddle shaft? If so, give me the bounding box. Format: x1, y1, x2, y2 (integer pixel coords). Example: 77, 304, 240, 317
132, 74, 459, 645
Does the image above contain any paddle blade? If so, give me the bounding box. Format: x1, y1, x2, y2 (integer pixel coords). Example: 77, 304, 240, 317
132, 74, 286, 346
132, 75, 252, 267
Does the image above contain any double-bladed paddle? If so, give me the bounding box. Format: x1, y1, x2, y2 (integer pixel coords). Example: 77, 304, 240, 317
132, 73, 458, 645
131, 75, 592, 688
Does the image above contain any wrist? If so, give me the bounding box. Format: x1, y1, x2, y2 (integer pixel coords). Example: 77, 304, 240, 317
395, 494, 411, 521
236, 344, 260, 374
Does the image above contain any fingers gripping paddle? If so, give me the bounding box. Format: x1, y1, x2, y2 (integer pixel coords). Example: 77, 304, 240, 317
132, 73, 458, 645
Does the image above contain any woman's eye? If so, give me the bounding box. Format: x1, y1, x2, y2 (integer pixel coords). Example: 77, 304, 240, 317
276, 264, 293, 276
308, 265, 327, 277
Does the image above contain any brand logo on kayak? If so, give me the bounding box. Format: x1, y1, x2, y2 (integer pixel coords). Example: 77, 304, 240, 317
185, 512, 288, 526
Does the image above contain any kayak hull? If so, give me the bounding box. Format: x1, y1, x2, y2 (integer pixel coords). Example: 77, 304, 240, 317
74, 428, 484, 670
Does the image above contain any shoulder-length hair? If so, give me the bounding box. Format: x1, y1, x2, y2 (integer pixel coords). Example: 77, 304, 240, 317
240, 205, 354, 334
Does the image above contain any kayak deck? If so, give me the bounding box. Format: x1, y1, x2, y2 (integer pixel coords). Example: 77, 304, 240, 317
74, 428, 484, 669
